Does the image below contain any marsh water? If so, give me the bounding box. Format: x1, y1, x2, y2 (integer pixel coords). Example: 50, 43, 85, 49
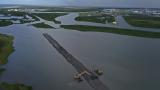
0, 13, 160, 90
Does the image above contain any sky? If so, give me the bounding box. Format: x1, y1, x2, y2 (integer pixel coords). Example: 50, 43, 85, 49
0, 0, 160, 8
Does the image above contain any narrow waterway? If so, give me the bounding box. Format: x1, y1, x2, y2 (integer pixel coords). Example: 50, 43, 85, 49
56, 13, 160, 32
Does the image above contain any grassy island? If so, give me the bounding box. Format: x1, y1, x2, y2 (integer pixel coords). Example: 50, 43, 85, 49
0, 20, 13, 27
33, 13, 67, 24
124, 15, 160, 28
0, 34, 14, 65
75, 14, 115, 24
61, 25, 160, 38
0, 82, 32, 90
32, 22, 54, 28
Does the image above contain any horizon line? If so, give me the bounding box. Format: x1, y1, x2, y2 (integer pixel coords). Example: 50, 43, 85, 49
0, 4, 160, 9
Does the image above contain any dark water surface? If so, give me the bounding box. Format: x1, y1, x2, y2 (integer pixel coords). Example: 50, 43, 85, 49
0, 13, 160, 90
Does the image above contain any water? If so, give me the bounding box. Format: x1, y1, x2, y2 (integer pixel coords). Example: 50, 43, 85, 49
0, 25, 92, 90
39, 28, 160, 90
0, 16, 23, 19
0, 13, 160, 90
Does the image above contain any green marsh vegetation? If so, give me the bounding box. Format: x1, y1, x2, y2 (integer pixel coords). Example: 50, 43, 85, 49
0, 82, 32, 90
61, 25, 160, 38
32, 22, 54, 28
124, 14, 160, 28
0, 20, 13, 27
75, 13, 115, 24
33, 13, 67, 24
0, 34, 14, 76
0, 34, 14, 64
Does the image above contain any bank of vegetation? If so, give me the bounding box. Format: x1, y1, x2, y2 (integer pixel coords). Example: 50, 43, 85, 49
75, 14, 115, 24
33, 13, 67, 24
0, 82, 32, 90
0, 34, 14, 64
124, 15, 160, 28
32, 22, 54, 28
0, 34, 14, 78
61, 25, 160, 38
0, 20, 13, 27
